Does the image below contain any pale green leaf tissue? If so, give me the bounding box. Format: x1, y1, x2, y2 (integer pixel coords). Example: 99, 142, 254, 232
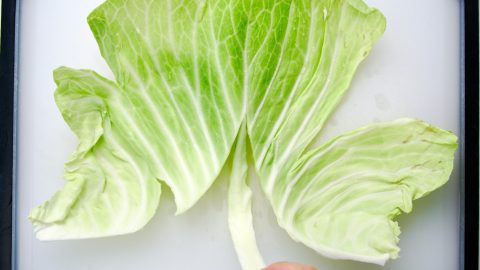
29, 0, 458, 268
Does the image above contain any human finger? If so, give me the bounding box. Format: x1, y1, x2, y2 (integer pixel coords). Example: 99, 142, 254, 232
263, 261, 318, 270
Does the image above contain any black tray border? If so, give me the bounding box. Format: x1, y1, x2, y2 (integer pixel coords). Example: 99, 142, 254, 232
0, 1, 478, 270
1, 0, 17, 269
461, 0, 479, 269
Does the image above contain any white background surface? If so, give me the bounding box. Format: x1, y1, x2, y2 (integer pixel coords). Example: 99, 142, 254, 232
16, 0, 461, 269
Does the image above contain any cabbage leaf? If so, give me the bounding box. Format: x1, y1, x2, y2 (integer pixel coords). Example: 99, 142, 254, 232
29, 0, 457, 268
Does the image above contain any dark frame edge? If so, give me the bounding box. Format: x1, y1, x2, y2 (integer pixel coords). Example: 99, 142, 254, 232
0, 0, 17, 270
461, 0, 479, 270
0, 1, 476, 270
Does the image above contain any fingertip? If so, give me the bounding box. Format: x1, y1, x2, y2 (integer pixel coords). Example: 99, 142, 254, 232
263, 261, 318, 270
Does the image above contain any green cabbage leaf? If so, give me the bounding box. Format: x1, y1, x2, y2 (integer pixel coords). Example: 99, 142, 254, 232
29, 0, 457, 268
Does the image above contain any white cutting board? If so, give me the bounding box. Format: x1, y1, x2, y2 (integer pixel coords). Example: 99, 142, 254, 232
16, 0, 461, 269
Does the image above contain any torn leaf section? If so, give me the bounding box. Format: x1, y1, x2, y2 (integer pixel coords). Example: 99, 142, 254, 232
271, 119, 457, 265
53, 67, 110, 159
248, 0, 386, 183
29, 68, 161, 239
87, 0, 246, 213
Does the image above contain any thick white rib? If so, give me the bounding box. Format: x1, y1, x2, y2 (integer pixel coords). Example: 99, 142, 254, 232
106, 124, 154, 228
307, 180, 398, 219
332, 189, 403, 214
208, 8, 238, 121
270, 3, 349, 183
188, 3, 223, 170
279, 128, 384, 210
256, 7, 320, 171
247, 4, 278, 69
294, 168, 407, 220
206, 62, 229, 149
178, 71, 221, 170
137, 40, 214, 183
109, 92, 192, 198
96, 150, 131, 230
261, 5, 318, 193
85, 77, 175, 181
248, 2, 296, 129
133, 0, 234, 189
120, 59, 197, 185
277, 126, 374, 197
164, 0, 220, 181
242, 16, 250, 117
277, 154, 349, 219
